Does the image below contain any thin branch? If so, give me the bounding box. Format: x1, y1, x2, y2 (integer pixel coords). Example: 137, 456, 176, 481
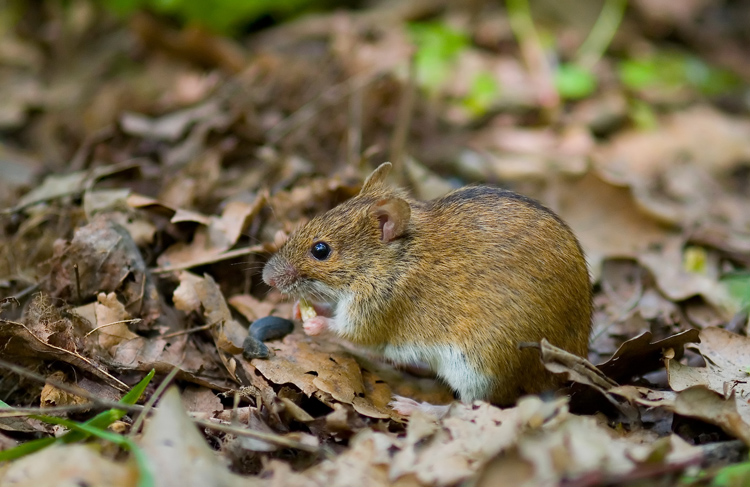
0, 357, 142, 414
85, 319, 143, 337
150, 245, 265, 274
194, 418, 322, 453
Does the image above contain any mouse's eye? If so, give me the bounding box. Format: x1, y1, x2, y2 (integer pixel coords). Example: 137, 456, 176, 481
310, 241, 332, 261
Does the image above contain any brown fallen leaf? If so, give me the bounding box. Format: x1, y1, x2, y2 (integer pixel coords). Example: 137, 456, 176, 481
554, 172, 674, 279
173, 271, 248, 381
248, 331, 394, 419
181, 385, 223, 415
0, 444, 138, 487
613, 384, 750, 446
158, 196, 263, 268
92, 292, 140, 353
638, 237, 736, 317
228, 294, 277, 322
597, 329, 700, 383
0, 294, 128, 391
139, 387, 253, 487
44, 214, 167, 331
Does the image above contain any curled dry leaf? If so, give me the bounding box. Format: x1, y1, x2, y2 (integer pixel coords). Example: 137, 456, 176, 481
536, 339, 639, 422
638, 237, 736, 317
613, 384, 750, 446
93, 292, 139, 353
597, 329, 700, 383
667, 327, 750, 425
40, 371, 90, 409
173, 272, 248, 382
247, 331, 394, 419
45, 214, 166, 331
158, 197, 263, 268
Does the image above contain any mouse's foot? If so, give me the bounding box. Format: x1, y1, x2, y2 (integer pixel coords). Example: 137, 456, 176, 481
302, 316, 332, 336
390, 395, 451, 419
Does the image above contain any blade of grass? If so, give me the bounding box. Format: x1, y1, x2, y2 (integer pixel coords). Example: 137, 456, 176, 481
34, 415, 155, 487
0, 437, 56, 461
0, 370, 155, 461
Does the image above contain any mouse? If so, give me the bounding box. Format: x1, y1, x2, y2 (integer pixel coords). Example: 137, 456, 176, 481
262, 162, 592, 415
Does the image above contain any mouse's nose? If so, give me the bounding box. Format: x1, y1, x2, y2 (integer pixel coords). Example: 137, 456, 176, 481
262, 264, 276, 287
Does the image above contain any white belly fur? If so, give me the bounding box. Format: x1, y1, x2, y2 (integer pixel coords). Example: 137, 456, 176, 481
382, 343, 493, 402
330, 296, 493, 402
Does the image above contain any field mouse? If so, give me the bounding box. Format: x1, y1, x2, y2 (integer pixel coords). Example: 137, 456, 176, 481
263, 163, 591, 414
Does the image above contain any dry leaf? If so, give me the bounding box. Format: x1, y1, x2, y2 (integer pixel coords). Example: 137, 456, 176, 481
139, 387, 252, 487
0, 444, 138, 487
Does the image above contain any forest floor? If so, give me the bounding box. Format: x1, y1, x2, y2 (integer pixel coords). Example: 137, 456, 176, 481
1, 1, 750, 486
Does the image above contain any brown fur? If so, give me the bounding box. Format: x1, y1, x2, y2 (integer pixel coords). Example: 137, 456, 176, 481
263, 163, 592, 406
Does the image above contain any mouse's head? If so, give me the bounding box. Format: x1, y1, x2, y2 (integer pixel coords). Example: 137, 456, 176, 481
262, 162, 413, 304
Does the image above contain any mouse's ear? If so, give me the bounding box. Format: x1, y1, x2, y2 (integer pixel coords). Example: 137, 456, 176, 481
371, 197, 410, 243
360, 162, 392, 195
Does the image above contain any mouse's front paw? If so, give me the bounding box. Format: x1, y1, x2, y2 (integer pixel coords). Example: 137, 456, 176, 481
302, 316, 332, 336
390, 395, 451, 419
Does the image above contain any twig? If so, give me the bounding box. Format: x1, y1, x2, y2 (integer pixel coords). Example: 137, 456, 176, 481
506, 0, 559, 109
74, 264, 82, 304
347, 79, 363, 167
194, 418, 322, 453
150, 245, 265, 274
85, 319, 143, 337
0, 403, 109, 417
0, 319, 129, 391
389, 56, 417, 180
160, 320, 220, 339
575, 0, 627, 70
0, 357, 142, 414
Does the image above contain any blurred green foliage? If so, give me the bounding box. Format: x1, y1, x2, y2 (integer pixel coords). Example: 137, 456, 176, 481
711, 458, 750, 487
618, 51, 742, 96
103, 0, 319, 34
722, 271, 750, 308
462, 71, 500, 117
554, 63, 597, 100
409, 21, 500, 117
408, 21, 470, 95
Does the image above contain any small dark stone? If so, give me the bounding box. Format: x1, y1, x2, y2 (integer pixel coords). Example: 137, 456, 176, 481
250, 316, 295, 342
242, 336, 269, 359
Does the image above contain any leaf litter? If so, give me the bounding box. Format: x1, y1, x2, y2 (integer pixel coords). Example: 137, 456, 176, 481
1, 0, 750, 486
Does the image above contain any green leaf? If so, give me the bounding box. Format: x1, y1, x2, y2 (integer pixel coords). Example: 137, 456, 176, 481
0, 437, 56, 462
122, 369, 155, 405
555, 63, 597, 100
